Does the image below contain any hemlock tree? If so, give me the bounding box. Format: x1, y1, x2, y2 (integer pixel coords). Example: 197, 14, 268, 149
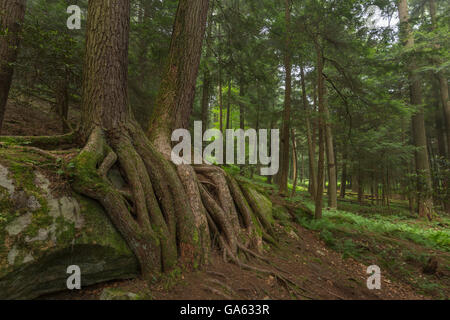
278, 0, 292, 196
397, 0, 434, 219
0, 0, 279, 279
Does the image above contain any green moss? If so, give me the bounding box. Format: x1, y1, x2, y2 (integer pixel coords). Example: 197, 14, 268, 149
74, 195, 131, 256
192, 229, 199, 243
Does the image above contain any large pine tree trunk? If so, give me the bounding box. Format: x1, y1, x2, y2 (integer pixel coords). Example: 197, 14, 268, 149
0, 0, 26, 134
397, 0, 434, 219
279, 0, 292, 195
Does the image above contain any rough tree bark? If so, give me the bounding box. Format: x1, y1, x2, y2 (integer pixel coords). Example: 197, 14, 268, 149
397, 0, 434, 219
200, 1, 214, 134
147, 0, 210, 156
279, 0, 292, 196
0, 0, 26, 134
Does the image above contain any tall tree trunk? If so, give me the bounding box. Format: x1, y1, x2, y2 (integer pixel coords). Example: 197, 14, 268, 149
314, 40, 325, 219
340, 144, 348, 199
291, 128, 298, 197
55, 68, 70, 133
300, 65, 316, 200
300, 152, 304, 183
429, 0, 450, 159
218, 26, 223, 133
238, 79, 245, 174
357, 166, 364, 204
226, 78, 231, 129
0, 0, 26, 134
200, 1, 214, 134
398, 0, 434, 219
79, 0, 166, 276
201, 72, 210, 132
323, 86, 337, 209
147, 0, 210, 156
279, 0, 292, 196
239, 79, 245, 130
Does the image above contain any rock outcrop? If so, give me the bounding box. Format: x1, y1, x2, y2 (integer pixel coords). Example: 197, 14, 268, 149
0, 149, 138, 299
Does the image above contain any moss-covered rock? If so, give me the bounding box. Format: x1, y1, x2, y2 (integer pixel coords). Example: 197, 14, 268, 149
0, 150, 138, 299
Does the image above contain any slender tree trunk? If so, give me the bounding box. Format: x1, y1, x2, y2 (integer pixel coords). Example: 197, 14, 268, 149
340, 143, 348, 199
300, 152, 304, 183
0, 0, 26, 134
239, 79, 245, 130
301, 65, 316, 200
279, 0, 292, 195
323, 86, 337, 209
291, 128, 298, 197
435, 99, 447, 158
226, 78, 231, 129
314, 39, 325, 219
55, 68, 70, 133
357, 167, 364, 204
238, 79, 245, 174
398, 0, 434, 219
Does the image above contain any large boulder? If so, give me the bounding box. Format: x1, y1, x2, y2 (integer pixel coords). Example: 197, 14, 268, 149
0, 149, 138, 299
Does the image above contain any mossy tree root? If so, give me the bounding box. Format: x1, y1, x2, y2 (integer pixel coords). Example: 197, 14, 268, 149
0, 132, 76, 149
6, 125, 282, 281
70, 124, 205, 277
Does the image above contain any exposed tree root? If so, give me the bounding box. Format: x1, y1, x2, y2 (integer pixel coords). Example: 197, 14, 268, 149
47, 119, 285, 285
201, 285, 233, 300
0, 132, 75, 149
0, 142, 62, 161
2, 125, 309, 296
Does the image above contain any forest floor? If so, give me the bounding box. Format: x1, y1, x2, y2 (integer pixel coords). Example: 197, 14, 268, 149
3, 100, 449, 300
43, 219, 430, 300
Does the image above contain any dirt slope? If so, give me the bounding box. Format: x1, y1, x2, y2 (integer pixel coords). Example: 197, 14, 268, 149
45, 223, 425, 300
